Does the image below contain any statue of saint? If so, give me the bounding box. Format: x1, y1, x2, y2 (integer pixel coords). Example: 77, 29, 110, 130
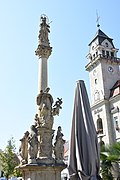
19, 131, 29, 164
36, 87, 54, 127
38, 16, 50, 46
36, 90, 43, 106
55, 126, 63, 141
54, 126, 65, 161
28, 125, 38, 160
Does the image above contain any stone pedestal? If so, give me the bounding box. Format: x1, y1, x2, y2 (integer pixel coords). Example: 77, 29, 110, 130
37, 127, 54, 159
19, 163, 66, 180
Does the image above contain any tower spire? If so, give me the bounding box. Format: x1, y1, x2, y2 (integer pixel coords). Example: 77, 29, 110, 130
35, 15, 52, 91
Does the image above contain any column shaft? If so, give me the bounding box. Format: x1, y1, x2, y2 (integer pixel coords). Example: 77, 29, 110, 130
38, 57, 48, 92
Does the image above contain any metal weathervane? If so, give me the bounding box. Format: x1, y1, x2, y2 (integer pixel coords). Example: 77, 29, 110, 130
96, 10, 100, 29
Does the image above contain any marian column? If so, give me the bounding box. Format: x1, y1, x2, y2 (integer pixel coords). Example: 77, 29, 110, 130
18, 15, 66, 180
35, 15, 52, 92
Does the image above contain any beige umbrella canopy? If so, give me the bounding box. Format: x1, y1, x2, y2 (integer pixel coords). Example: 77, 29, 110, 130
68, 80, 101, 180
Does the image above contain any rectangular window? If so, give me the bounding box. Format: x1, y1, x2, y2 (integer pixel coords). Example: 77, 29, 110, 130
106, 51, 109, 57
111, 52, 114, 57
102, 50, 105, 57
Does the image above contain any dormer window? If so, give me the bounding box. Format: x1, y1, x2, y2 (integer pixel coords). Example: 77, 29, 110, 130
105, 42, 108, 47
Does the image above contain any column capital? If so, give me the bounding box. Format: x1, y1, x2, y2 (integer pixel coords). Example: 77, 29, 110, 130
35, 44, 52, 59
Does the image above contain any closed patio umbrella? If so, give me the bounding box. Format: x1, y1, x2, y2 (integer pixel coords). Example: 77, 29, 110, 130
68, 80, 101, 180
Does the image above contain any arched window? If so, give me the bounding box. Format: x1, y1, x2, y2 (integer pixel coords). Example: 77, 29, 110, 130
95, 79, 97, 84
97, 115, 103, 134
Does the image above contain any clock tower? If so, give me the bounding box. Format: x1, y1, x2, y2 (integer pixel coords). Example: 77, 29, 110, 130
86, 28, 120, 145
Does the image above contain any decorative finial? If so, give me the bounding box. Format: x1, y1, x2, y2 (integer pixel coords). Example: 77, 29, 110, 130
35, 14, 52, 59
96, 10, 100, 29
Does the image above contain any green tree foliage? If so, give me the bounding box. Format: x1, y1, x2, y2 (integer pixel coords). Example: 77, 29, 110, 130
100, 142, 120, 180
0, 137, 21, 179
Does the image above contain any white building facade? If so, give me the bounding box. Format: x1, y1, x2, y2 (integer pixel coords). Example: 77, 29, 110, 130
86, 28, 120, 145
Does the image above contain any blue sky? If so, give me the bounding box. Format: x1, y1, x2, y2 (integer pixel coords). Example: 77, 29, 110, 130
0, 0, 120, 151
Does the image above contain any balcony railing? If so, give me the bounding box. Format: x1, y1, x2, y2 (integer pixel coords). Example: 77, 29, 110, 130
86, 54, 120, 70
95, 54, 120, 62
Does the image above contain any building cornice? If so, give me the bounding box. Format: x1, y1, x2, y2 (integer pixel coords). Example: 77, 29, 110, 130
91, 98, 109, 111
86, 54, 120, 71
109, 94, 120, 103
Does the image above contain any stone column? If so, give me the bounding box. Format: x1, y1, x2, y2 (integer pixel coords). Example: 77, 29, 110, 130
38, 57, 48, 92
35, 15, 52, 92
18, 15, 66, 180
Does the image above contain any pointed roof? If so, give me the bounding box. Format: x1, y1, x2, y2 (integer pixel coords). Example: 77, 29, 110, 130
89, 29, 115, 48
